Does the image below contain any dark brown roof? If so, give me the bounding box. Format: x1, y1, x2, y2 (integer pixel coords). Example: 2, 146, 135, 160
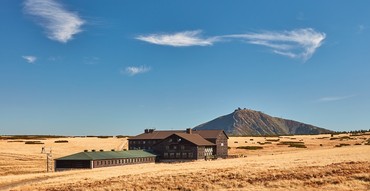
129, 129, 228, 140
173, 133, 215, 146
192, 130, 229, 139
128, 130, 184, 140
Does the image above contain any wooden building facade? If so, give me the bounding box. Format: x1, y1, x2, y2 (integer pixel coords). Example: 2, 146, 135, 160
128, 128, 229, 160
152, 133, 215, 161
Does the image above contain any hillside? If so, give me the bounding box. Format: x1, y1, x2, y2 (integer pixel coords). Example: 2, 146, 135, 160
193, 108, 332, 136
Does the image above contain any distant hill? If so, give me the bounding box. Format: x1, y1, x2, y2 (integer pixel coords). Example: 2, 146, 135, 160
193, 108, 332, 136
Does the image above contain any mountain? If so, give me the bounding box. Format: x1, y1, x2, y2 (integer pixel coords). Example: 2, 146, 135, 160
193, 108, 332, 136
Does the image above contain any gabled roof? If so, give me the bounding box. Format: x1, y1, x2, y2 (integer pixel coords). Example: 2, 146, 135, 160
192, 130, 229, 139
129, 129, 228, 140
56, 150, 156, 161
167, 133, 215, 146
128, 130, 184, 140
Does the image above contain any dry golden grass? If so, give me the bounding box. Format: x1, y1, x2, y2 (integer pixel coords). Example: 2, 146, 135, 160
0, 134, 369, 190
0, 137, 127, 176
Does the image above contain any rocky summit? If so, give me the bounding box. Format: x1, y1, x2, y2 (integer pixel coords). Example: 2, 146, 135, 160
193, 108, 332, 136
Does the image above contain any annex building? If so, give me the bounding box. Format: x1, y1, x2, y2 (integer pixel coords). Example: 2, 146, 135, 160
54, 150, 156, 171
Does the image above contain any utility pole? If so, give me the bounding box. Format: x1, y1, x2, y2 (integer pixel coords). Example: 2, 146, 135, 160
46, 148, 53, 172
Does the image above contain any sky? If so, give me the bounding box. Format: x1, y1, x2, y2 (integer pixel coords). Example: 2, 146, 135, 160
1, 0, 369, 135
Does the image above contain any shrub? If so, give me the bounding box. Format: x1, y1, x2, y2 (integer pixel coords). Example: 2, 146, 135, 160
335, 143, 350, 147
54, 140, 68, 143
289, 144, 307, 148
24, 141, 44, 144
278, 141, 304, 145
266, 139, 280, 142
236, 146, 263, 150
277, 141, 306, 148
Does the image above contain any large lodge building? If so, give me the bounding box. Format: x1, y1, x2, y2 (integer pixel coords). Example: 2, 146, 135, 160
128, 128, 229, 161
55, 128, 228, 171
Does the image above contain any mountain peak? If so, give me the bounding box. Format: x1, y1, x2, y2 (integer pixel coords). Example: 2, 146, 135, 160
194, 108, 332, 136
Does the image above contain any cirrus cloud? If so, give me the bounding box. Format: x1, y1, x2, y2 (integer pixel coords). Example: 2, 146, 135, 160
22, 55, 37, 63
122, 66, 151, 76
23, 0, 85, 43
136, 30, 219, 47
226, 28, 326, 61
136, 28, 326, 61
317, 95, 356, 102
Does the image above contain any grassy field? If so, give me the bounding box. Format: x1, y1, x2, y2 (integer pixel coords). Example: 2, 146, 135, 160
0, 133, 369, 190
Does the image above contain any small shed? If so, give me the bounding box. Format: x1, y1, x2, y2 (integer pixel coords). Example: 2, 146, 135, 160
55, 150, 156, 171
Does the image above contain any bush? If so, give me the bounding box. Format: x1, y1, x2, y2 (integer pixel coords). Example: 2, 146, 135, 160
236, 146, 263, 150
266, 139, 280, 142
277, 141, 306, 148
54, 140, 68, 143
277, 141, 304, 145
289, 144, 307, 148
335, 143, 350, 147
25, 141, 44, 144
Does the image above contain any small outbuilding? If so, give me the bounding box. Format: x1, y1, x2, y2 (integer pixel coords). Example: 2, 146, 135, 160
54, 150, 156, 171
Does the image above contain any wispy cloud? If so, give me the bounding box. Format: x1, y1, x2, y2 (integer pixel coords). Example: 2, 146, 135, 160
225, 28, 326, 61
122, 66, 151, 76
22, 55, 37, 63
24, 0, 85, 43
136, 28, 325, 61
357, 24, 366, 34
136, 30, 219, 47
83, 57, 100, 65
317, 95, 356, 102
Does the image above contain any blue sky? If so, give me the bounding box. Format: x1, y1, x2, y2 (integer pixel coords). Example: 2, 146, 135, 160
1, 0, 369, 135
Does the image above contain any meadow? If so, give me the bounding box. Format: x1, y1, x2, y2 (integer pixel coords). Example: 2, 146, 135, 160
0, 133, 369, 190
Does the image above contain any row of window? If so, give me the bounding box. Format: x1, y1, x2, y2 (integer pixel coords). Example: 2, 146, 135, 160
165, 145, 186, 150
95, 157, 154, 166
163, 152, 194, 159
129, 146, 152, 150
129, 140, 156, 145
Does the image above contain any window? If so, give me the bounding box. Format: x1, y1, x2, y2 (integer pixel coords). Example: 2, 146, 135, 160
143, 141, 146, 144
168, 138, 172, 142
221, 143, 224, 146
188, 152, 193, 158
176, 153, 181, 158
165, 146, 170, 150
153, 140, 156, 144
182, 153, 187, 158
169, 153, 175, 158
181, 145, 185, 150
164, 153, 168, 158
173, 145, 177, 150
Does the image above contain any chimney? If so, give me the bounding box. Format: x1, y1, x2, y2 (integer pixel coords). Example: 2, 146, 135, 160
144, 129, 149, 133
186, 128, 192, 134
148, 129, 155, 133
